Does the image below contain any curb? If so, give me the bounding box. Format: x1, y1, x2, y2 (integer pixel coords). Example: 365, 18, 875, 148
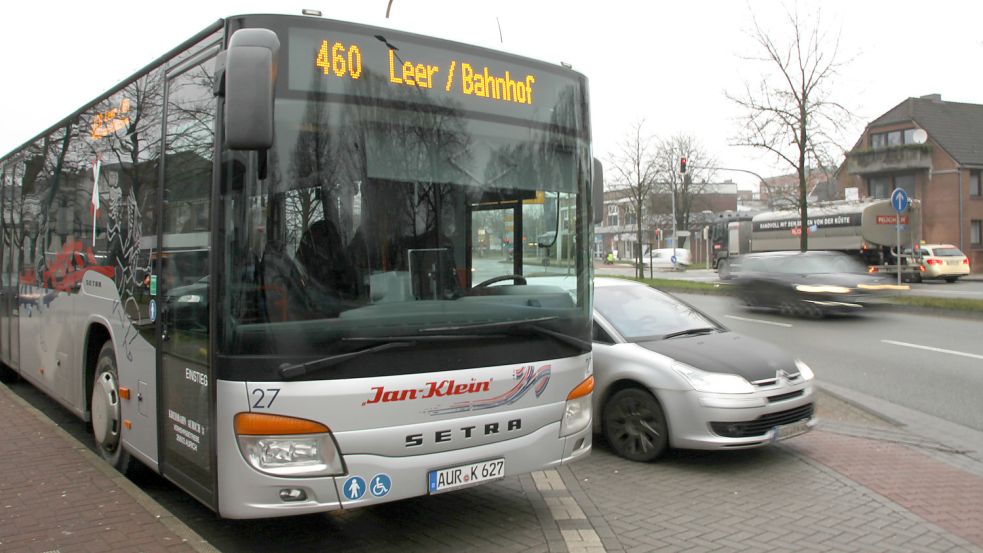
0, 382, 219, 553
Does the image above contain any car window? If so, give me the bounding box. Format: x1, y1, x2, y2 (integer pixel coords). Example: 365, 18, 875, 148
594, 285, 720, 341
592, 321, 615, 344
933, 247, 963, 256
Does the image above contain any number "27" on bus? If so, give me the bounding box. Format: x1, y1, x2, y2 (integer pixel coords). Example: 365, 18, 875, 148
251, 388, 281, 409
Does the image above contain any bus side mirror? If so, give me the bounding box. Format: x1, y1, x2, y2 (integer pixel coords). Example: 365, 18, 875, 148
223, 29, 280, 151
592, 158, 604, 225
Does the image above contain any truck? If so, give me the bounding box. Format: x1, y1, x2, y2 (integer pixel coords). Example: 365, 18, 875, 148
709, 199, 922, 280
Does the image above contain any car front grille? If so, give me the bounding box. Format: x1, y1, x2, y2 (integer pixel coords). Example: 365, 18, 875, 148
767, 390, 804, 403
710, 403, 814, 438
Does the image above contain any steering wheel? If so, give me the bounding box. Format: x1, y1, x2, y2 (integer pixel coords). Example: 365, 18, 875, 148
474, 274, 527, 289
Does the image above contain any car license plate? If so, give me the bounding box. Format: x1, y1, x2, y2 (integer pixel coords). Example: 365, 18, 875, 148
428, 458, 505, 494
773, 419, 811, 442
946, 260, 960, 265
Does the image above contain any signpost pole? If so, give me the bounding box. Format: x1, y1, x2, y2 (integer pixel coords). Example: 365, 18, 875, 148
890, 188, 909, 287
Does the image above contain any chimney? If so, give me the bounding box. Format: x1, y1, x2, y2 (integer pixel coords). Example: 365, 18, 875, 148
919, 93, 942, 102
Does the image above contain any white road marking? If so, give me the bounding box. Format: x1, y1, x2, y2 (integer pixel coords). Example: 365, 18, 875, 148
725, 315, 794, 328
881, 340, 983, 361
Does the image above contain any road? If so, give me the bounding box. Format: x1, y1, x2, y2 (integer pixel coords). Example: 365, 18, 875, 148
673, 291, 983, 432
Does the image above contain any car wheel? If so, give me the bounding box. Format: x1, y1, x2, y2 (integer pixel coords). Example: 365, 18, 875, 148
944, 276, 959, 283
718, 259, 731, 280
91, 342, 132, 474
603, 388, 669, 462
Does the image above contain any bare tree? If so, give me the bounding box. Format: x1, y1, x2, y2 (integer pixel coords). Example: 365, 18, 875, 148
650, 134, 718, 247
727, 5, 854, 250
608, 120, 658, 277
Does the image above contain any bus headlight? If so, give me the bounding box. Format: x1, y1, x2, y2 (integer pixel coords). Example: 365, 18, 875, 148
234, 413, 345, 477
560, 376, 594, 437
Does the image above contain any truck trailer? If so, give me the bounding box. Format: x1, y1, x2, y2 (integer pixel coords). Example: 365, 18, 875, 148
710, 199, 922, 280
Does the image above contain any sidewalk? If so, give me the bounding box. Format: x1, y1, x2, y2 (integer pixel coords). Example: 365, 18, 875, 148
0, 382, 215, 553
4, 377, 983, 552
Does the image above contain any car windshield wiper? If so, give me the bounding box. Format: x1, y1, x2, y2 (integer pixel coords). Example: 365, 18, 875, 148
661, 327, 718, 340
423, 316, 591, 350
279, 342, 415, 379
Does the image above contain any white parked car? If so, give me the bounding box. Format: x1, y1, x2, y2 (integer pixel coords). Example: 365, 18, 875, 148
911, 244, 971, 282
639, 248, 692, 270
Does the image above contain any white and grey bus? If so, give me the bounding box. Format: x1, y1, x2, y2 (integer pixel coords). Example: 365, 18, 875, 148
0, 13, 601, 518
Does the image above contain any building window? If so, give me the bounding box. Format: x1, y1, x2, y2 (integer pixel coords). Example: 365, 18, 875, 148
971, 170, 981, 197
869, 176, 891, 198
870, 128, 921, 150
972, 220, 982, 246
894, 174, 916, 197
606, 204, 618, 227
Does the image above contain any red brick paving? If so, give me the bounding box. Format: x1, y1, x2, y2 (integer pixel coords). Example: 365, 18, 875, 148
0, 385, 199, 553
789, 429, 983, 548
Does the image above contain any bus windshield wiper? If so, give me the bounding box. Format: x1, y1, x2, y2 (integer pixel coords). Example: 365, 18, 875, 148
423, 317, 591, 350
279, 342, 415, 379
661, 327, 718, 340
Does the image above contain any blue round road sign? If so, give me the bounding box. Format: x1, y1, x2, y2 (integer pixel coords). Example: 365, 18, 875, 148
890, 188, 909, 213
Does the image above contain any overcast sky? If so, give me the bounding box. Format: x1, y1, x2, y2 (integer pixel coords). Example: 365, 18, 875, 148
2, 0, 981, 189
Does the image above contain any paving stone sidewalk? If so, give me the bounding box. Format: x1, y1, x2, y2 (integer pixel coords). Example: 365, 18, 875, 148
0, 383, 214, 553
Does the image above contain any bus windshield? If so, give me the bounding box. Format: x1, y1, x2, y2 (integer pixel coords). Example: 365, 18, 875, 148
218, 20, 592, 379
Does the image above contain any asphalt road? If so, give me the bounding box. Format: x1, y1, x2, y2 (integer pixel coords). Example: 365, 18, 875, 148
597, 264, 983, 299
674, 291, 983, 432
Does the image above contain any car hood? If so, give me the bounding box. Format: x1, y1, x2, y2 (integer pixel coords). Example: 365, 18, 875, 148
634, 331, 794, 382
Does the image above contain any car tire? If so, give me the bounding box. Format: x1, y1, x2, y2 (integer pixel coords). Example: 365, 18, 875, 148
91, 342, 132, 474
602, 388, 669, 462
944, 276, 959, 283
718, 259, 731, 280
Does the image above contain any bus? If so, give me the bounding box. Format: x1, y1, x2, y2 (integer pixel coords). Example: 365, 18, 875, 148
0, 12, 601, 518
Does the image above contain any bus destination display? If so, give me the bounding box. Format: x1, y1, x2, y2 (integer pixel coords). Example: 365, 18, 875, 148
288, 26, 577, 124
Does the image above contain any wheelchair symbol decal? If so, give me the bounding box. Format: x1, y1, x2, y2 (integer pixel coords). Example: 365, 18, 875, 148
370, 473, 392, 497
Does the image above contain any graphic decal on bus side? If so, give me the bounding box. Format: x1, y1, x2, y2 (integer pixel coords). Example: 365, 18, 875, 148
361, 364, 550, 415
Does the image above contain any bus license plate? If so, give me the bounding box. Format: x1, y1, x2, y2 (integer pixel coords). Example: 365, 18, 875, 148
428, 458, 505, 494
773, 419, 810, 442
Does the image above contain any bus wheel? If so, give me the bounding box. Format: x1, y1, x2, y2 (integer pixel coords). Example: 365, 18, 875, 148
91, 342, 132, 474
602, 388, 668, 462
0, 363, 19, 383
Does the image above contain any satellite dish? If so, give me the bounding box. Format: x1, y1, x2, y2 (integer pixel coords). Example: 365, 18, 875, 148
911, 128, 928, 144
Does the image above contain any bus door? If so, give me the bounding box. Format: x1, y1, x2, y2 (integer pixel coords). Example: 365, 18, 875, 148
469, 201, 522, 286
157, 51, 218, 509
0, 163, 21, 370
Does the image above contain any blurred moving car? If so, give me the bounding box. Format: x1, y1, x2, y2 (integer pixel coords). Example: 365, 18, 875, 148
731, 250, 907, 318
589, 277, 816, 461
639, 248, 692, 270
909, 244, 971, 283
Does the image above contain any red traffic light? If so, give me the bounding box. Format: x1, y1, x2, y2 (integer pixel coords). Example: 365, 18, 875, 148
680, 157, 688, 174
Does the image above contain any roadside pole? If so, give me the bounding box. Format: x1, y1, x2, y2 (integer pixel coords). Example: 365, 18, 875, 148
891, 188, 910, 287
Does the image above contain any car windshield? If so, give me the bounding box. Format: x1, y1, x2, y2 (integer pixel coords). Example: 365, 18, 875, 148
932, 247, 963, 257
594, 284, 722, 341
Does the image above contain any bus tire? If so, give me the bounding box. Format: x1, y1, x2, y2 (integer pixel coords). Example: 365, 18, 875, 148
0, 363, 18, 383
91, 342, 132, 474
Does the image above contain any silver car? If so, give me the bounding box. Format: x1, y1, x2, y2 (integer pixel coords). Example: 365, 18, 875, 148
590, 278, 816, 461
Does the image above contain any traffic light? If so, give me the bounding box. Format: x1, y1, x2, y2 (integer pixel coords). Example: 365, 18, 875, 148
680, 157, 687, 174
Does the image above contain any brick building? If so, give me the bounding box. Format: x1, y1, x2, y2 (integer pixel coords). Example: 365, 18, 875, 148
836, 94, 983, 273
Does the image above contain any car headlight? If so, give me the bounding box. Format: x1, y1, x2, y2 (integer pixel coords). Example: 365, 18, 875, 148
794, 359, 815, 381
176, 294, 202, 303
795, 284, 852, 294
235, 413, 345, 477
671, 362, 754, 394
